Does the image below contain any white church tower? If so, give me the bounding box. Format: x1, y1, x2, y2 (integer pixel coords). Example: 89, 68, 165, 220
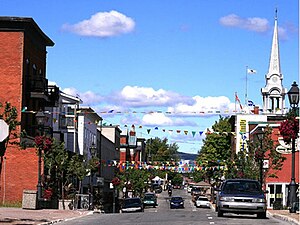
261, 10, 287, 114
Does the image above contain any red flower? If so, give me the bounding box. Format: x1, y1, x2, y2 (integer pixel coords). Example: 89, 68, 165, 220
43, 188, 53, 200
34, 136, 53, 153
111, 177, 121, 186
279, 118, 299, 144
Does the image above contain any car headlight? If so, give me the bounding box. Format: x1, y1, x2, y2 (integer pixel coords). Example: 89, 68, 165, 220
252, 198, 266, 203
220, 196, 234, 201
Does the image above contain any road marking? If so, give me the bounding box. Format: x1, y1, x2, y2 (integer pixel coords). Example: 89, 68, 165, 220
208, 217, 213, 219
209, 222, 215, 224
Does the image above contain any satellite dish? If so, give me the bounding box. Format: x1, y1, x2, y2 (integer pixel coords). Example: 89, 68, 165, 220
0, 119, 9, 142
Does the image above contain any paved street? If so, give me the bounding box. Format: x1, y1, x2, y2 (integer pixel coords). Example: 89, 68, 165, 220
57, 188, 298, 225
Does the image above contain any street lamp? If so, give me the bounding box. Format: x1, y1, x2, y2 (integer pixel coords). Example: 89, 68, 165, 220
89, 142, 97, 210
35, 109, 46, 201
255, 129, 264, 188
287, 81, 299, 213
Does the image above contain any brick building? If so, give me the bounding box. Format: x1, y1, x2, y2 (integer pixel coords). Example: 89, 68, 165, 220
0, 17, 55, 203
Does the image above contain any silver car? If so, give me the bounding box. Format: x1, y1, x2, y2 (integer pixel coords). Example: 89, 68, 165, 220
216, 179, 267, 218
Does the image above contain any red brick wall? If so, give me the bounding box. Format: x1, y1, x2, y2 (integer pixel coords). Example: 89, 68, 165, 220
0, 146, 38, 203
266, 125, 299, 184
0, 31, 40, 203
0, 32, 23, 114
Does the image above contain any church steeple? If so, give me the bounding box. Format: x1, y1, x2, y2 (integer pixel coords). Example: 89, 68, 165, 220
261, 9, 287, 114
268, 8, 281, 75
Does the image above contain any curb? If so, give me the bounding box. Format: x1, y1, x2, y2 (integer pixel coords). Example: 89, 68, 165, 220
267, 211, 300, 225
38, 211, 94, 225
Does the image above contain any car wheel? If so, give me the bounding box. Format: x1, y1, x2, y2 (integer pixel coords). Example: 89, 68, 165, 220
257, 212, 266, 219
217, 209, 223, 217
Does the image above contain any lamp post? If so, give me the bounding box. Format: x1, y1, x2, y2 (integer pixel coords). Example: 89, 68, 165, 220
89, 142, 97, 210
35, 109, 46, 201
287, 81, 299, 213
256, 129, 264, 188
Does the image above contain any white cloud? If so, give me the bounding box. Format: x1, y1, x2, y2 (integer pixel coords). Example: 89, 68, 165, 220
60, 86, 239, 127
220, 14, 269, 33
63, 87, 103, 105
110, 85, 194, 107
167, 96, 236, 116
61, 10, 135, 37
220, 14, 290, 40
142, 112, 196, 126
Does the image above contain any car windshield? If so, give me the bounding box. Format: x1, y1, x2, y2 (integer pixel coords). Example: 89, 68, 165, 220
192, 187, 201, 192
144, 195, 155, 200
124, 198, 141, 207
223, 180, 261, 194
197, 197, 208, 201
171, 197, 183, 201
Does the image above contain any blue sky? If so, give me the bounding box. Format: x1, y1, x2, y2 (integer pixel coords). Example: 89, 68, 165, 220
1, 0, 298, 154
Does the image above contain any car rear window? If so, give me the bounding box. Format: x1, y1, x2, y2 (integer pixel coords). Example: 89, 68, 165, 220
223, 180, 260, 193
124, 198, 141, 206
197, 197, 208, 201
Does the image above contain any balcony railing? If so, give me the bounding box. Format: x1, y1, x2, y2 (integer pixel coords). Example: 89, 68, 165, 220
29, 77, 48, 93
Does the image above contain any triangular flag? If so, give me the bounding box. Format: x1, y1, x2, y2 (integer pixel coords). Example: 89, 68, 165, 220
192, 131, 196, 137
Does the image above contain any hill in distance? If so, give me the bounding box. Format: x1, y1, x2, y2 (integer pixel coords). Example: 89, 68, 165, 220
177, 152, 197, 161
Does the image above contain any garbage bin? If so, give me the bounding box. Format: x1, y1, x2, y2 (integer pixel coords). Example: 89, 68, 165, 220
22, 190, 38, 209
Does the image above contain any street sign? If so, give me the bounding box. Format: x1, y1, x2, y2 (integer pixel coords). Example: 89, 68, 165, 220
0, 119, 9, 142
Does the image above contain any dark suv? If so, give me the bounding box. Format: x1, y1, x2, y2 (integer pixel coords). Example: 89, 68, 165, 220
216, 179, 267, 218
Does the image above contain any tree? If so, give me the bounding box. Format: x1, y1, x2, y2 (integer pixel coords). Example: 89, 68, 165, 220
0, 102, 20, 179
145, 137, 179, 162
196, 116, 232, 183
240, 126, 286, 183
119, 168, 149, 197
40, 137, 98, 209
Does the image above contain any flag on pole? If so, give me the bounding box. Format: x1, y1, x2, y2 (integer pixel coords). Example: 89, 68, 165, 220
247, 68, 257, 74
248, 100, 255, 106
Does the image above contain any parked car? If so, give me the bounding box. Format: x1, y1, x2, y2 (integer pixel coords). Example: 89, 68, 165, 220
170, 196, 184, 209
151, 183, 162, 193
195, 196, 210, 208
191, 186, 202, 202
121, 197, 144, 213
173, 184, 181, 189
187, 183, 194, 193
216, 179, 267, 218
143, 192, 157, 207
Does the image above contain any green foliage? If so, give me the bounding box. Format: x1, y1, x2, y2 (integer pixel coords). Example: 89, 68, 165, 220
170, 173, 183, 185
0, 102, 20, 155
119, 168, 149, 197
67, 154, 87, 181
247, 126, 286, 180
146, 137, 179, 162
42, 139, 98, 200
196, 116, 232, 182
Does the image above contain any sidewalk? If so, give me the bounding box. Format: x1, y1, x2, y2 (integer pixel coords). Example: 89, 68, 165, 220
0, 207, 298, 225
0, 207, 92, 225
268, 209, 299, 225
